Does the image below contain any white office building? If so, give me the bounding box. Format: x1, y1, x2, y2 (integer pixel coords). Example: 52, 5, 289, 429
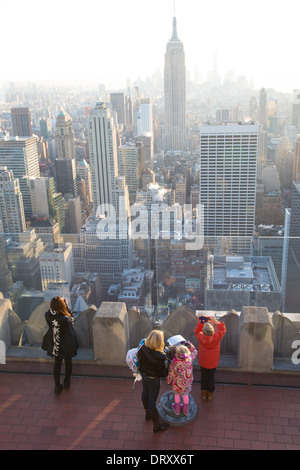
88, 102, 119, 214
199, 123, 258, 253
0, 166, 26, 234
118, 143, 140, 202
39, 242, 74, 291
136, 98, 153, 136
29, 177, 52, 218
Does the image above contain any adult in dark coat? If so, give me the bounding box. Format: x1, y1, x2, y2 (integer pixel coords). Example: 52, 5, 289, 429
137, 330, 169, 433
44, 296, 78, 394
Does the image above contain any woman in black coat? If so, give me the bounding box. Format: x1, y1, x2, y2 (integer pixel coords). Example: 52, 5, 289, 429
44, 296, 78, 394
137, 329, 169, 433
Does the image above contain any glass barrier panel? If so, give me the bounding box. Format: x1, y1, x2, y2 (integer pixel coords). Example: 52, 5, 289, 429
0, 231, 299, 378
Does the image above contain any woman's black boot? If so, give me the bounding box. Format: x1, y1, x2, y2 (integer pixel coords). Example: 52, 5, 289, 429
63, 380, 70, 390
142, 400, 151, 419
54, 384, 63, 395
150, 409, 169, 433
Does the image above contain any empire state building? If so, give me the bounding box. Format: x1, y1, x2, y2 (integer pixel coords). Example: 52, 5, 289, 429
164, 16, 186, 151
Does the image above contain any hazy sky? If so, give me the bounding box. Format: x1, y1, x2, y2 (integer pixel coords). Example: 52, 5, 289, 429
2, 0, 300, 92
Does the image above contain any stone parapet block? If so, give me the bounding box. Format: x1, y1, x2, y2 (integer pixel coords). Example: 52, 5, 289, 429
239, 306, 274, 371
93, 301, 129, 364
0, 297, 14, 347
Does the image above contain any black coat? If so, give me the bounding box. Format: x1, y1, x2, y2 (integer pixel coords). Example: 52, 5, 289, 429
137, 344, 169, 378
44, 309, 78, 359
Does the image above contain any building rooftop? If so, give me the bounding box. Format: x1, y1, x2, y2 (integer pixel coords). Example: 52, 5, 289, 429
0, 369, 299, 451
207, 255, 280, 293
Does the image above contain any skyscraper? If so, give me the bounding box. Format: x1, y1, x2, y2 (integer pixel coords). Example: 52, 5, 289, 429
7, 230, 44, 290
292, 89, 300, 132
293, 135, 300, 181
40, 118, 52, 139
285, 182, 300, 312
55, 157, 78, 197
0, 220, 13, 293
136, 134, 153, 171
88, 102, 119, 213
0, 166, 26, 234
86, 103, 132, 296
289, 182, 300, 260
28, 176, 64, 233
11, 107, 32, 137
63, 195, 82, 234
199, 123, 258, 253
110, 93, 126, 130
0, 135, 40, 218
136, 98, 153, 136
76, 159, 93, 205
164, 15, 186, 151
55, 109, 75, 159
258, 88, 267, 129
118, 143, 140, 202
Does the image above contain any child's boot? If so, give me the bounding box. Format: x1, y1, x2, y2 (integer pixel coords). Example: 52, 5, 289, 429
201, 390, 208, 401
183, 403, 189, 416
172, 401, 180, 415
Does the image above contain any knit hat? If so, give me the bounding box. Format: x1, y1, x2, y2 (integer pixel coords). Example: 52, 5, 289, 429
203, 323, 214, 336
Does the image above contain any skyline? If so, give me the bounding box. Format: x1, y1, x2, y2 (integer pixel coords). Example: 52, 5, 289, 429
2, 0, 300, 94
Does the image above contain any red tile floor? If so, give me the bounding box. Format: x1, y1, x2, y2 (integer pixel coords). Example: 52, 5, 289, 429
0, 372, 299, 451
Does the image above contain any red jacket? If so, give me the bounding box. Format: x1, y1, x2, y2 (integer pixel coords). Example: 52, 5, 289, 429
194, 321, 226, 369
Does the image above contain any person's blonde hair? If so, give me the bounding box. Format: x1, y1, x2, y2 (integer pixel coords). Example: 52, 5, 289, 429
145, 330, 165, 352
203, 323, 214, 336
176, 345, 190, 358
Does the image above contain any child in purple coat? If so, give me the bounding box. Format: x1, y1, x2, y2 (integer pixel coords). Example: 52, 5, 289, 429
167, 341, 197, 416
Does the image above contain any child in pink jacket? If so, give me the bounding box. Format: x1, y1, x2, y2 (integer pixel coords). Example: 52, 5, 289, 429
167, 341, 197, 416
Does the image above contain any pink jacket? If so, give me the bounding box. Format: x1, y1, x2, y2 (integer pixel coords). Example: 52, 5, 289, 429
167, 343, 197, 394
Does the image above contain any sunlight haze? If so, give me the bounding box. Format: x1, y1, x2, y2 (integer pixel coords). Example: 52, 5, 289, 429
2, 0, 300, 92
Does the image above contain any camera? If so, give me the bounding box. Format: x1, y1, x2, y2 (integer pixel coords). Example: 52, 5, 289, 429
198, 315, 210, 324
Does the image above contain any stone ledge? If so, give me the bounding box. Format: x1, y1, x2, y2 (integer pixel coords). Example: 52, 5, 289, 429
273, 358, 300, 371
1, 348, 300, 389
4, 347, 298, 373
5, 346, 94, 361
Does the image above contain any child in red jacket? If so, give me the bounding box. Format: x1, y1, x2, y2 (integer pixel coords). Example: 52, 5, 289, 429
194, 315, 226, 401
